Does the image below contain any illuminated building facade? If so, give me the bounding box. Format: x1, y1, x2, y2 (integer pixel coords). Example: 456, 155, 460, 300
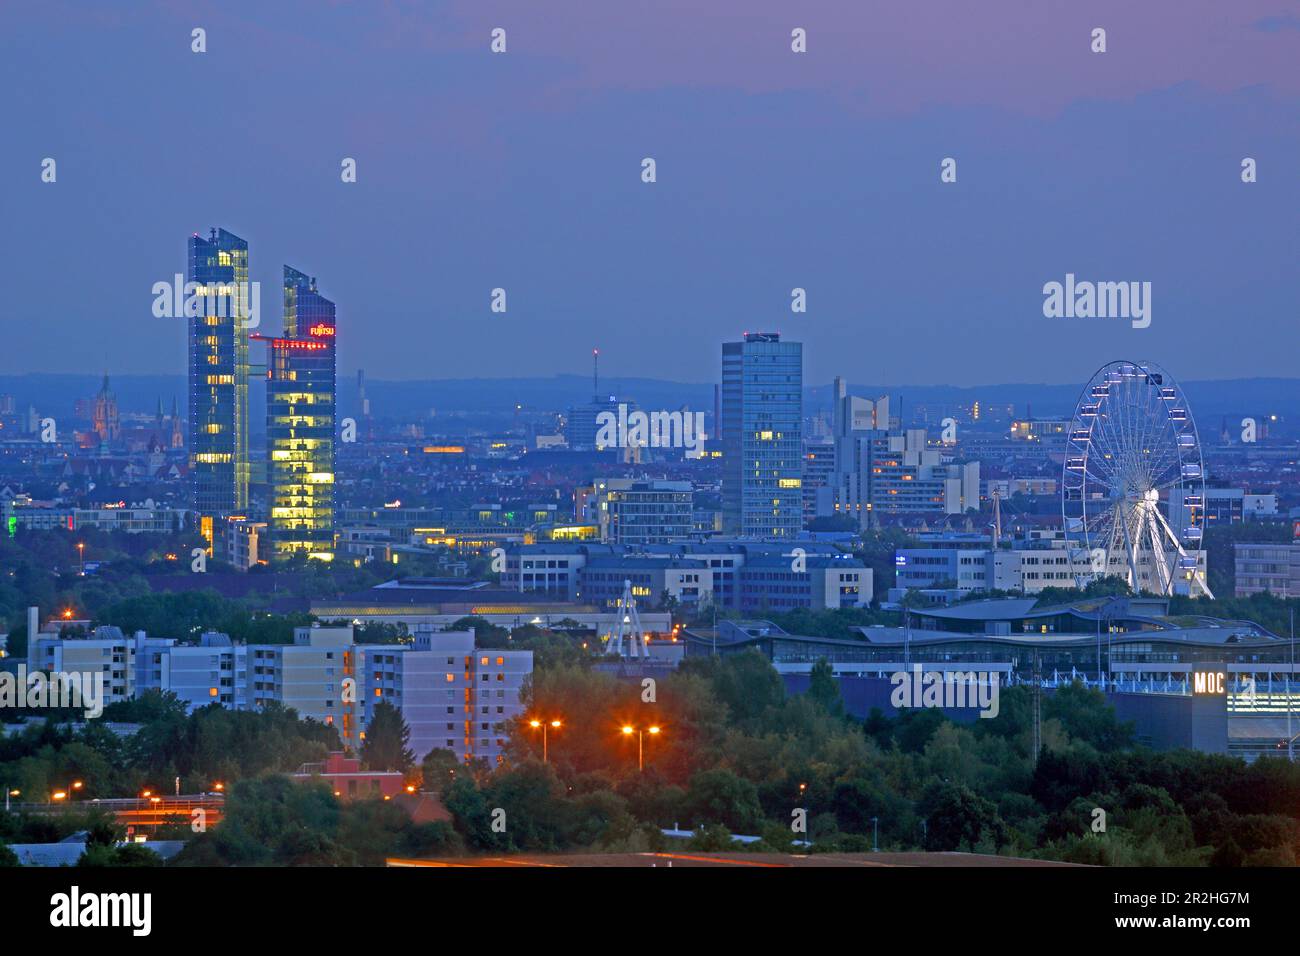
720, 332, 803, 538
258, 266, 336, 560
188, 228, 251, 551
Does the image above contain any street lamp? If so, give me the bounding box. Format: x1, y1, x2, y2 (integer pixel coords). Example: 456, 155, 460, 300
528, 718, 562, 763
4, 789, 18, 812
77, 542, 85, 575
621, 725, 661, 772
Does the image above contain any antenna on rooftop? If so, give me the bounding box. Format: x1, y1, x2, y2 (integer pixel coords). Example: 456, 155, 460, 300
593, 348, 600, 402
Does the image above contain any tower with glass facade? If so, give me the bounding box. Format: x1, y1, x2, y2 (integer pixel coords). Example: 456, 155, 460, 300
720, 332, 803, 538
256, 266, 336, 560
188, 228, 251, 552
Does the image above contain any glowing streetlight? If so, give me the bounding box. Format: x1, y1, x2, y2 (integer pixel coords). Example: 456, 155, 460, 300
77, 542, 85, 575
621, 725, 661, 772
528, 718, 562, 763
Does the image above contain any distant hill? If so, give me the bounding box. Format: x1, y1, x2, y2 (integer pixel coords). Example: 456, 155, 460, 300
2, 373, 1297, 426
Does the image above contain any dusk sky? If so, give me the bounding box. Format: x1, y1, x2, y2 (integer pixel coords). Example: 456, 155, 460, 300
2, 0, 1298, 387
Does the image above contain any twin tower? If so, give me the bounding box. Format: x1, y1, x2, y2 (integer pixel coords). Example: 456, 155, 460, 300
187, 228, 337, 562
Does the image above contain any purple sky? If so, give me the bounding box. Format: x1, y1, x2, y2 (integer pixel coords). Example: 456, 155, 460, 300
2, 0, 1297, 387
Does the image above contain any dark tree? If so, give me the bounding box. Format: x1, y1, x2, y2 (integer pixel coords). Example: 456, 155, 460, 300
360, 701, 415, 773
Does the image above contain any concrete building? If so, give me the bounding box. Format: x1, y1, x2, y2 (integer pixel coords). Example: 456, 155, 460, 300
820, 381, 978, 524
361, 628, 532, 766
581, 556, 713, 609
1235, 541, 1300, 598
248, 625, 358, 744
737, 553, 869, 612
1, 498, 188, 535
226, 517, 268, 570
27, 620, 532, 767
801, 438, 835, 525
642, 539, 873, 611
505, 543, 617, 600
311, 578, 672, 635
578, 478, 694, 545
985, 478, 1057, 498
135, 631, 247, 711
895, 532, 1103, 594
27, 625, 139, 707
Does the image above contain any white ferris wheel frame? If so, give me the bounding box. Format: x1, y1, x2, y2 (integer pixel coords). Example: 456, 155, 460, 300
1060, 360, 1213, 599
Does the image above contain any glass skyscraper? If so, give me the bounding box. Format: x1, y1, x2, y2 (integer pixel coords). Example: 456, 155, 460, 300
256, 266, 336, 560
721, 332, 803, 538
188, 227, 251, 552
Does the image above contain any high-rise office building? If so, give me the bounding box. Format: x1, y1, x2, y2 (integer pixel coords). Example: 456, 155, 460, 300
188, 228, 251, 551
581, 478, 694, 545
254, 266, 337, 560
720, 332, 803, 538
821, 378, 978, 524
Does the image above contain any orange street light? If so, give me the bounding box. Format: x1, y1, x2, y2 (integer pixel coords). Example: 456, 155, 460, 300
621, 725, 662, 772
72, 780, 83, 790
529, 717, 563, 763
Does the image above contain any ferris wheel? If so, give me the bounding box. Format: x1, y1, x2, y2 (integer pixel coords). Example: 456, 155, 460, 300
1061, 361, 1212, 598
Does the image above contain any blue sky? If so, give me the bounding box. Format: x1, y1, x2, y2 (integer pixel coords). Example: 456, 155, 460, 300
2, 0, 1297, 386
